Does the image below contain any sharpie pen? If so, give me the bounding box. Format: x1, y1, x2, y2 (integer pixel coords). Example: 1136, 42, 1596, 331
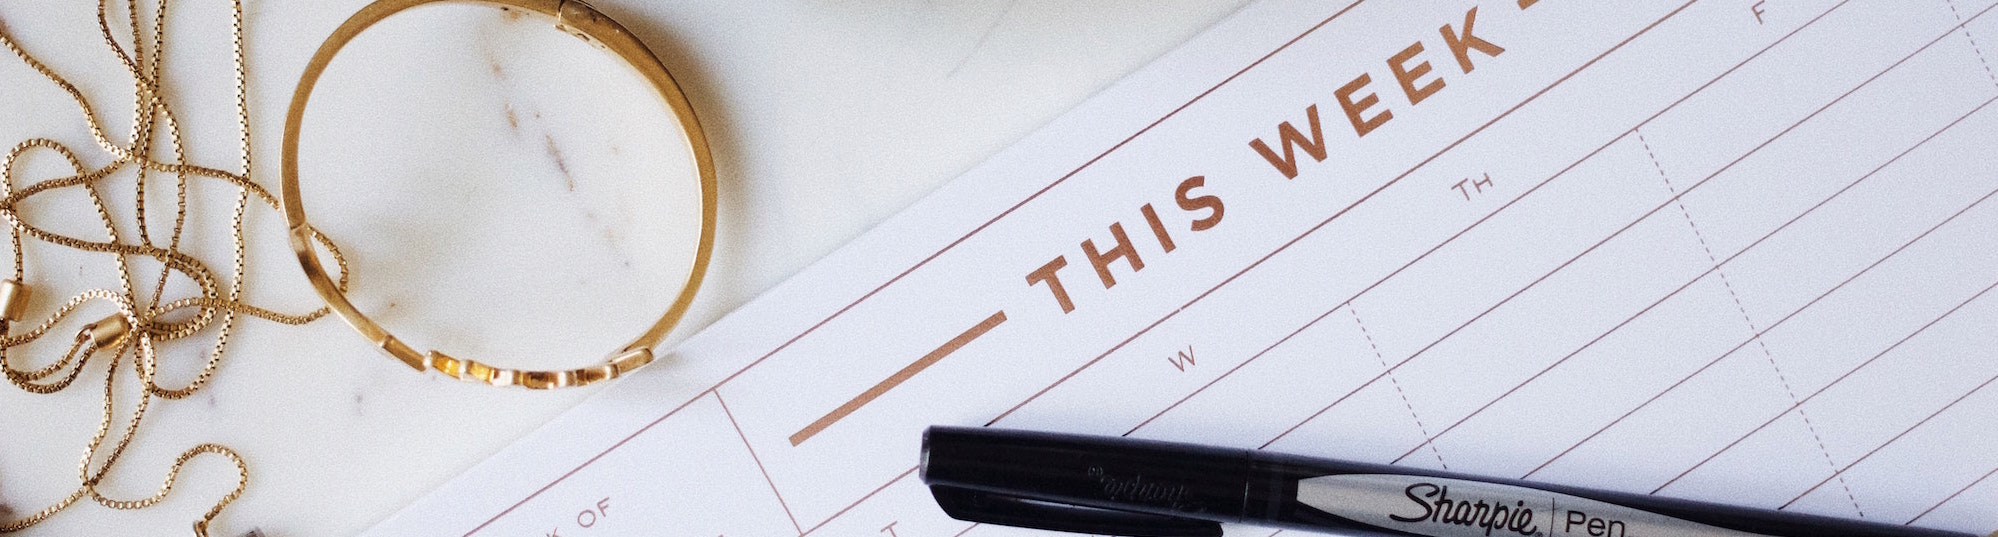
920, 426, 1988, 537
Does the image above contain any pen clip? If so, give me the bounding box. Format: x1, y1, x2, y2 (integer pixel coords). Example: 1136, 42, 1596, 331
928, 485, 1222, 537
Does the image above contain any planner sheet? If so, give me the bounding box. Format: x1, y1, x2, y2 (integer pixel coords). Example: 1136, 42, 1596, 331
364, 0, 1998, 534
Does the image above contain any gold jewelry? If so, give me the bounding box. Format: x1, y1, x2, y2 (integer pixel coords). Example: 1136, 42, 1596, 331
280, 0, 719, 389
1, 0, 324, 534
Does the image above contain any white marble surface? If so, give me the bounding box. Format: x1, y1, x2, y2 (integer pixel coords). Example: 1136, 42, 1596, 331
0, 1, 1252, 535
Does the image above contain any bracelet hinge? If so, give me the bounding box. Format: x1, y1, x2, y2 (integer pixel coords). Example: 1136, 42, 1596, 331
380, 336, 426, 371
554, 0, 612, 49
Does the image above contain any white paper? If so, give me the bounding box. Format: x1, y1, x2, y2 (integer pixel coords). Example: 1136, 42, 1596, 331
365, 0, 1998, 535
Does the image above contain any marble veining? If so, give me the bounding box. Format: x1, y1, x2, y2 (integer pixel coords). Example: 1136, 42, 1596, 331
0, 1, 1250, 535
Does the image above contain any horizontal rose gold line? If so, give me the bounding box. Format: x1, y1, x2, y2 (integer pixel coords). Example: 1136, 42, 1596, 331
791, 311, 1009, 446
471, 0, 1377, 528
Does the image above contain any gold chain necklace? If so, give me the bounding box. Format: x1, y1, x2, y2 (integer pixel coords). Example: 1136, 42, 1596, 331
0, 0, 350, 534
4, 0, 717, 531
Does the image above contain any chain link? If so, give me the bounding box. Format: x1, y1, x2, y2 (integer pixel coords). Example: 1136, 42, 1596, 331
0, 0, 350, 534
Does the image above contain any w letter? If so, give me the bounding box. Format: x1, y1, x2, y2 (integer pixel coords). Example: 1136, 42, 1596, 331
1249, 104, 1328, 180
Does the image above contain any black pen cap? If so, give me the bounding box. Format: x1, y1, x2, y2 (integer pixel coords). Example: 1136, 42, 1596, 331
921, 426, 1254, 535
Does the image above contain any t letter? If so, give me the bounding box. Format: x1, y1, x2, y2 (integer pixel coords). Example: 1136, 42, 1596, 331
1027, 256, 1076, 313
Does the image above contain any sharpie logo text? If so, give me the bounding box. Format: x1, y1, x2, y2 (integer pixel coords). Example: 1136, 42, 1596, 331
1390, 483, 1539, 537
1087, 467, 1191, 510
1297, 474, 1772, 537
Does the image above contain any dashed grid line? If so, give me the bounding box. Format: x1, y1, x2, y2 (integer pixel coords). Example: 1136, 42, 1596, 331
972, 2, 1998, 531
1644, 252, 1998, 494
911, 50, 1998, 537
1376, 78, 1998, 474
1350, 304, 1448, 470
1132, 0, 1861, 456
1524, 144, 1998, 482
815, 1, 1709, 528
1946, 0, 1998, 88
1637, 129, 1864, 516
1415, 98, 1998, 479
984, 0, 1703, 427
455, 0, 1376, 531
458, 1, 1998, 535
1781, 338, 1998, 509
1275, 0, 1950, 455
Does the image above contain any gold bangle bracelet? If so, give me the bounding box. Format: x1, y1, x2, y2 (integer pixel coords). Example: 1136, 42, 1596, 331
279, 0, 717, 389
